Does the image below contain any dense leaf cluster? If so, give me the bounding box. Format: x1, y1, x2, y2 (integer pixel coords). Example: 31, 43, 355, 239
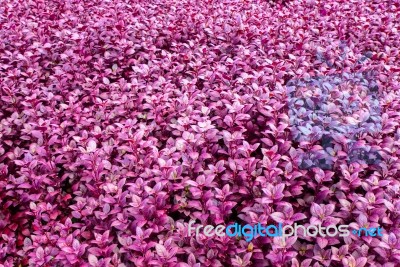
0, 0, 399, 266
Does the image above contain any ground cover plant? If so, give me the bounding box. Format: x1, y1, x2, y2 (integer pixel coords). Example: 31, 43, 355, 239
0, 0, 400, 266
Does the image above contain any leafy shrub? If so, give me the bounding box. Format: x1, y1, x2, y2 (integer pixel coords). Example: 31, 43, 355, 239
0, 0, 399, 266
